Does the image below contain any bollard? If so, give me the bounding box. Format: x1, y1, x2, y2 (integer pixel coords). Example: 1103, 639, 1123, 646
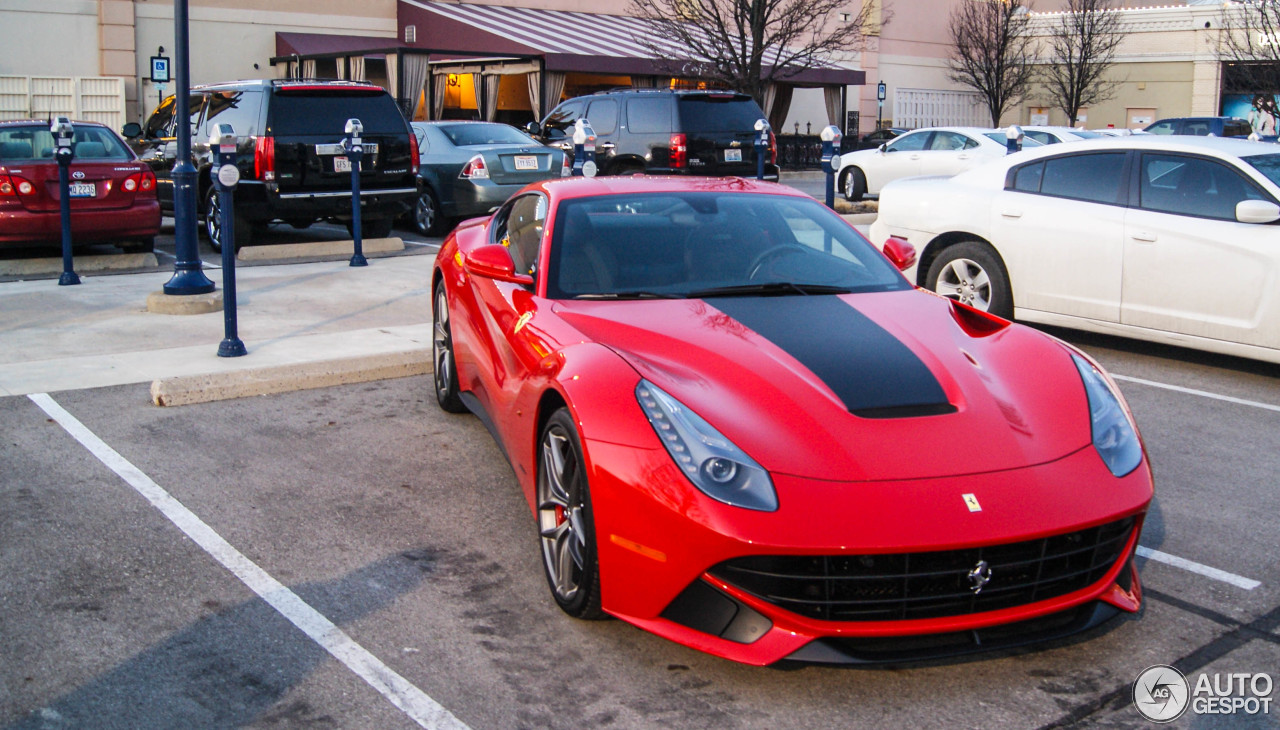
820, 125, 842, 210
344, 118, 368, 267
51, 117, 80, 286
571, 119, 598, 178
211, 123, 246, 357
1005, 125, 1024, 155
754, 119, 770, 181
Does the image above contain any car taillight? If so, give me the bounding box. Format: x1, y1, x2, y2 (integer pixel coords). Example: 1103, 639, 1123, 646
560, 152, 570, 178
255, 136, 275, 181
0, 175, 13, 196
140, 170, 156, 191
769, 130, 777, 166
459, 154, 488, 180
410, 140, 420, 175
124, 176, 138, 191
0, 175, 35, 196
670, 133, 687, 169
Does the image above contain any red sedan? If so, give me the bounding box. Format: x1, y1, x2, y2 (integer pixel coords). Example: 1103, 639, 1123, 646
431, 175, 1152, 665
0, 120, 159, 251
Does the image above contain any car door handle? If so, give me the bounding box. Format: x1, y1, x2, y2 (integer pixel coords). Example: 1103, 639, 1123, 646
957, 154, 971, 160
597, 142, 615, 151
1131, 231, 1157, 243
910, 154, 921, 160
1000, 210, 1023, 219
558, 142, 572, 151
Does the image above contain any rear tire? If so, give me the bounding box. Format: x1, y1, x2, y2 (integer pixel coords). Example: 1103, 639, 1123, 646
415, 187, 448, 236
925, 241, 1013, 319
841, 167, 866, 202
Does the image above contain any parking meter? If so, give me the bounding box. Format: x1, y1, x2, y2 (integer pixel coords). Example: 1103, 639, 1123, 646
572, 119, 597, 178
820, 125, 842, 209
211, 123, 246, 357
754, 119, 770, 181
51, 117, 79, 286
1005, 125, 1024, 154
344, 118, 368, 267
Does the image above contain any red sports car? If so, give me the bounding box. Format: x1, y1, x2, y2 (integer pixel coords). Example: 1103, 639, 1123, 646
431, 175, 1152, 666
0, 119, 159, 251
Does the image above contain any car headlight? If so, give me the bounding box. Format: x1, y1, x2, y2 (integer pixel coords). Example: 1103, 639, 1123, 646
635, 380, 778, 512
1072, 354, 1143, 478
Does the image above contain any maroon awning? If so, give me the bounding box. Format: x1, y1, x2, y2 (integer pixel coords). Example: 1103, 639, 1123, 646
275, 32, 398, 59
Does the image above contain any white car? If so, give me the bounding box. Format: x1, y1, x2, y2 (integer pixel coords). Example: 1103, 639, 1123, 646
868, 136, 1280, 364
835, 127, 1043, 201
1021, 126, 1105, 145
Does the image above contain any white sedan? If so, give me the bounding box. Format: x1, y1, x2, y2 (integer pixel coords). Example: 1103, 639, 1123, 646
836, 127, 1041, 201
1021, 126, 1105, 145
868, 136, 1280, 364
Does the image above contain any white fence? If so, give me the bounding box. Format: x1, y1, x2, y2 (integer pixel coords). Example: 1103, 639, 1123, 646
893, 88, 988, 128
0, 76, 126, 131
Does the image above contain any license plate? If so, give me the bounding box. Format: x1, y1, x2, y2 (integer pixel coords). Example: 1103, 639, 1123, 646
334, 156, 352, 173
724, 149, 743, 162
69, 182, 95, 198
513, 155, 539, 171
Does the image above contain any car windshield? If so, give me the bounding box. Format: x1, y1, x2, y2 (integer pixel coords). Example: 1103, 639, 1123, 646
438, 123, 535, 147
984, 133, 1043, 147
547, 192, 910, 300
0, 125, 131, 161
1243, 153, 1280, 187
1069, 129, 1102, 139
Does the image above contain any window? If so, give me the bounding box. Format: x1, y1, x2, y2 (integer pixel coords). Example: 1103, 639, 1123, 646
200, 90, 262, 138
1225, 120, 1253, 138
585, 99, 619, 135
497, 194, 547, 277
626, 97, 670, 134
1145, 120, 1177, 135
1243, 153, 1280, 187
1039, 152, 1126, 204
1139, 153, 1267, 220
927, 131, 971, 151
885, 131, 929, 153
144, 96, 176, 139
1011, 161, 1044, 192
542, 101, 584, 140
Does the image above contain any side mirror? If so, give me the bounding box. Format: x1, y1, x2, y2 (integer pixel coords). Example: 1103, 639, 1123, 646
464, 244, 535, 285
1237, 199, 1280, 224
879, 143, 889, 153
524, 121, 541, 136
882, 236, 917, 272
122, 122, 142, 139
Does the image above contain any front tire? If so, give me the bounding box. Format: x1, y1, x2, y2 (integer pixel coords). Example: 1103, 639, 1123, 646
925, 241, 1013, 319
537, 408, 604, 619
432, 281, 466, 413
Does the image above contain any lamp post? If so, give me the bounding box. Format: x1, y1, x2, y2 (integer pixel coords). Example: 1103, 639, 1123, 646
162, 0, 215, 295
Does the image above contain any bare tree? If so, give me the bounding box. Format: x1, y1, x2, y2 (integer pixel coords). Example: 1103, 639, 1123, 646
1040, 0, 1124, 126
947, 0, 1038, 126
1219, 0, 1280, 124
626, 0, 881, 105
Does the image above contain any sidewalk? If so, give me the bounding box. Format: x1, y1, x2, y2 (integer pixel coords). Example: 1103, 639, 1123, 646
0, 255, 433, 400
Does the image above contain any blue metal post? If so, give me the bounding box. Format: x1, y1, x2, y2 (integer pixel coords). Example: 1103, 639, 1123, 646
820, 125, 842, 209
211, 124, 245, 357
345, 118, 367, 267
571, 119, 597, 177
754, 119, 769, 181
51, 118, 79, 286
163, 0, 215, 295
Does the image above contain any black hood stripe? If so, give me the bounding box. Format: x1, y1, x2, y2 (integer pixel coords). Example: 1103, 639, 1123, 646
708, 296, 953, 417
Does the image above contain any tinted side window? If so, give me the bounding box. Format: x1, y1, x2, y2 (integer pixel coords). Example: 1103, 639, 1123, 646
1139, 153, 1266, 220
1039, 153, 1126, 204
145, 97, 176, 138
1145, 121, 1177, 135
543, 101, 584, 139
270, 92, 406, 135
1225, 120, 1252, 138
928, 131, 969, 151
499, 194, 547, 276
886, 131, 929, 152
1011, 161, 1044, 192
201, 90, 262, 138
586, 99, 619, 135
675, 97, 766, 132
626, 97, 671, 134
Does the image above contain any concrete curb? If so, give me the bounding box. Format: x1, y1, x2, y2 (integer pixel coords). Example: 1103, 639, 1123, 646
237, 237, 405, 262
0, 252, 159, 277
146, 289, 223, 315
150, 348, 431, 407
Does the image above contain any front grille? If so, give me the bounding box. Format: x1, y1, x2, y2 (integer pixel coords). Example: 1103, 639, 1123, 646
710, 518, 1134, 622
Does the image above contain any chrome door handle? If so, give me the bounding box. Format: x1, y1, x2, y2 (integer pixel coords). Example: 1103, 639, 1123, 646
1131, 231, 1157, 243
598, 142, 616, 150
1000, 210, 1023, 219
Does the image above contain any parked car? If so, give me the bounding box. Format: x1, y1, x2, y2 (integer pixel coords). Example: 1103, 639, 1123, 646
1021, 126, 1104, 145
1143, 116, 1253, 138
869, 136, 1280, 364
854, 127, 907, 150
0, 119, 159, 252
126, 79, 419, 252
527, 88, 779, 180
1091, 128, 1135, 137
410, 121, 563, 236
835, 126, 1042, 201
431, 174, 1151, 665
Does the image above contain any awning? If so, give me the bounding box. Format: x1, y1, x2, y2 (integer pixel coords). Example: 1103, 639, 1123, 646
275, 32, 398, 59
397, 0, 864, 87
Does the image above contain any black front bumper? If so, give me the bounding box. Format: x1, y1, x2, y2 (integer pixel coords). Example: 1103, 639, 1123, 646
232, 180, 417, 223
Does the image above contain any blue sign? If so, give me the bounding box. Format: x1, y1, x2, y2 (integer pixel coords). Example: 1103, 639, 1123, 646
150, 56, 171, 84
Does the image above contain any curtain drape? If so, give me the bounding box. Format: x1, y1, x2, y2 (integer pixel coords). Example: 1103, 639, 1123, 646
336, 57, 346, 80
482, 74, 500, 121
544, 71, 566, 113
526, 71, 541, 119
349, 56, 366, 82
401, 54, 429, 119
302, 59, 316, 79
385, 53, 398, 102
823, 86, 842, 127
765, 83, 792, 131
432, 73, 447, 120
631, 75, 658, 88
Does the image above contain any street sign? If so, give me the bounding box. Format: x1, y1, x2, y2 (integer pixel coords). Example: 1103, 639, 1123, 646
150, 56, 171, 84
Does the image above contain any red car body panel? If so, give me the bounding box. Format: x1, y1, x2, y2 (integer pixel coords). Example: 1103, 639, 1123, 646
434, 175, 1153, 665
0, 120, 160, 247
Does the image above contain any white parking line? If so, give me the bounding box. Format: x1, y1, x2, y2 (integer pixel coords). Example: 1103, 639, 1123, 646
27, 393, 469, 730
1136, 546, 1261, 591
1112, 374, 1280, 414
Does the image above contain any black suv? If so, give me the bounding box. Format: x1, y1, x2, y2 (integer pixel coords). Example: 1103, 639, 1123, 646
1143, 116, 1254, 138
529, 89, 778, 180
126, 79, 418, 250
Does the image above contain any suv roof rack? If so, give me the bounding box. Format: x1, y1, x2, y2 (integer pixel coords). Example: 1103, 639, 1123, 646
270, 78, 380, 88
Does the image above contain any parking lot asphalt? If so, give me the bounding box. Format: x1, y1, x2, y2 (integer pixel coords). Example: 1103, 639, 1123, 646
2, 193, 1278, 728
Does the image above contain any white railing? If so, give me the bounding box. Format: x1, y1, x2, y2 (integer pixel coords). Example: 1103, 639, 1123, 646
0, 76, 126, 131
893, 88, 988, 128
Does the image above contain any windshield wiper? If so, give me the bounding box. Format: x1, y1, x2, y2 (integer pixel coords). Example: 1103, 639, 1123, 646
574, 290, 682, 300
686, 282, 854, 298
